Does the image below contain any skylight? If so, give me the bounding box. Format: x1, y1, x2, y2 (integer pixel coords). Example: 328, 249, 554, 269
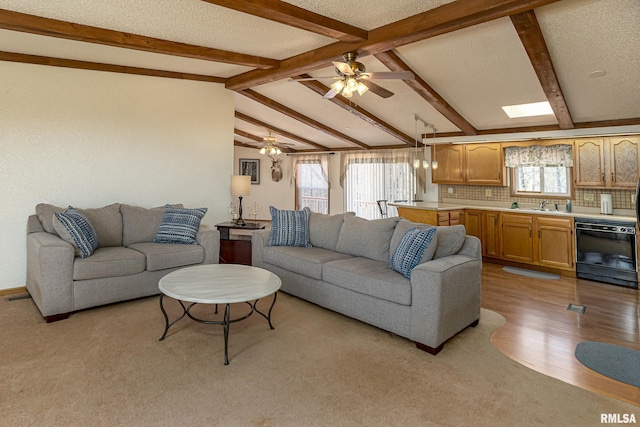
502, 101, 553, 118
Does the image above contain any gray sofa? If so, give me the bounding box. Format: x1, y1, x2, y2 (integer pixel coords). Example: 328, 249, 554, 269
252, 212, 482, 355
26, 203, 219, 322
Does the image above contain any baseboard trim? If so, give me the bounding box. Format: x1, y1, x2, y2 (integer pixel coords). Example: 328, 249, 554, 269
0, 286, 28, 297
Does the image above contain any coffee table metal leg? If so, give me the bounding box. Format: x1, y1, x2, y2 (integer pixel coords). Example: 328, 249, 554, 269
158, 294, 187, 341
223, 303, 231, 365
254, 291, 278, 329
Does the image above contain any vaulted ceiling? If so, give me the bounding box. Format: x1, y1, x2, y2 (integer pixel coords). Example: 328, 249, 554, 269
1, 0, 639, 152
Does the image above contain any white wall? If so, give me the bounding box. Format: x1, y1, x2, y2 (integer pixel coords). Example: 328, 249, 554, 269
0, 62, 235, 291
233, 146, 345, 219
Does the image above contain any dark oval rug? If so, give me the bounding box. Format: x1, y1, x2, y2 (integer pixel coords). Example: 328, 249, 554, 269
575, 341, 640, 388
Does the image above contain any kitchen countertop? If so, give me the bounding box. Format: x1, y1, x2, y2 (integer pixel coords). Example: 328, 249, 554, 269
389, 201, 637, 223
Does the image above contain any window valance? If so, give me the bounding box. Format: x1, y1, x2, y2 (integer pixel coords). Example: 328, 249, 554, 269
504, 144, 573, 168
289, 153, 330, 187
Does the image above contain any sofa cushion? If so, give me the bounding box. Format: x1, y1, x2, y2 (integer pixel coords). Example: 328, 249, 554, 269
433, 225, 466, 259
263, 246, 353, 280
73, 247, 145, 280
309, 211, 355, 251
390, 218, 438, 264
390, 226, 437, 278
53, 208, 100, 259
128, 242, 204, 271
335, 216, 399, 262
121, 204, 183, 246
35, 203, 65, 234
79, 203, 123, 247
154, 205, 207, 245
268, 206, 311, 247
323, 257, 412, 306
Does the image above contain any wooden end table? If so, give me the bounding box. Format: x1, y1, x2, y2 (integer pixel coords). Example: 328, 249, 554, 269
215, 221, 266, 265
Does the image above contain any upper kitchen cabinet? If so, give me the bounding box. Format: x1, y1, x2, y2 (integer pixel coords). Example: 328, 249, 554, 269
432, 145, 464, 184
432, 143, 505, 185
574, 137, 639, 188
465, 144, 505, 185
609, 137, 640, 187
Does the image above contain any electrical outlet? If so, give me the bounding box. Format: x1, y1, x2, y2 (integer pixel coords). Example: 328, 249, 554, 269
632, 194, 636, 204
485, 189, 492, 197
448, 187, 454, 194
584, 193, 594, 202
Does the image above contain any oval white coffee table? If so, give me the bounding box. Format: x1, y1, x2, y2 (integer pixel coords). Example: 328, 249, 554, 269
158, 264, 282, 365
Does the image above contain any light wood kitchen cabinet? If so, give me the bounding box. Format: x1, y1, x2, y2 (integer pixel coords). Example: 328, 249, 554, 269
500, 213, 534, 263
574, 137, 640, 188
438, 210, 462, 226
463, 210, 483, 240
483, 211, 501, 258
464, 144, 505, 185
432, 145, 464, 184
499, 212, 574, 271
609, 136, 640, 187
396, 207, 463, 226
432, 143, 505, 185
535, 216, 574, 270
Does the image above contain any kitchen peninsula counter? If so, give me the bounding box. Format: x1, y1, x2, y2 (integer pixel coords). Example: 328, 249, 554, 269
389, 201, 636, 224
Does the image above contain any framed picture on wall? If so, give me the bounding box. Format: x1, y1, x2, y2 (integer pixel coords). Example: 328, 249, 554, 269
239, 158, 260, 184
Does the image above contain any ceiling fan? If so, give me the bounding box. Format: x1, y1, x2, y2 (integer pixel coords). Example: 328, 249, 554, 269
290, 52, 414, 99
256, 133, 293, 155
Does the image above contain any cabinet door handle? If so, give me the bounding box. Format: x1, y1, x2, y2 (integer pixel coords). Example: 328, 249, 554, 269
538, 230, 541, 238
612, 172, 615, 182
602, 173, 605, 182
529, 230, 532, 238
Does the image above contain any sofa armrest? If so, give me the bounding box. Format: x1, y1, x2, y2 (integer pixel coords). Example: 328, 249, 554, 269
458, 235, 482, 259
251, 229, 271, 267
26, 231, 75, 318
409, 254, 482, 349
196, 226, 220, 264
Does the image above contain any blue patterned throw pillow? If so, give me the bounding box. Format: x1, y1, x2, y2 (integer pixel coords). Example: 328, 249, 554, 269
390, 226, 437, 279
154, 205, 207, 245
54, 207, 100, 258
268, 206, 311, 247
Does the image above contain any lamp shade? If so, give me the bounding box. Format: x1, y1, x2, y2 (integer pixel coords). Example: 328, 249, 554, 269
231, 175, 251, 196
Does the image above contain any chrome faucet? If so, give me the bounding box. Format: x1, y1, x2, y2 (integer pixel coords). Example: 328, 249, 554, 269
539, 200, 549, 210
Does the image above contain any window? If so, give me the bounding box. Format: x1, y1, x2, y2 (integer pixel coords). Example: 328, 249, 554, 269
295, 161, 329, 214
512, 165, 571, 197
341, 149, 420, 219
504, 144, 573, 198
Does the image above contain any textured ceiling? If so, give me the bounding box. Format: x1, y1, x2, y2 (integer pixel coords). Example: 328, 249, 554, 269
0, 0, 638, 150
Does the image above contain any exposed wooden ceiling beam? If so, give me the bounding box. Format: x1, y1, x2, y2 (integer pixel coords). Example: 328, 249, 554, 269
226, 0, 561, 91
234, 139, 257, 149
295, 76, 415, 146
0, 8, 279, 69
511, 10, 574, 129
234, 128, 264, 142
0, 51, 225, 83
201, 0, 367, 42
374, 50, 478, 136
238, 89, 370, 150
235, 111, 329, 151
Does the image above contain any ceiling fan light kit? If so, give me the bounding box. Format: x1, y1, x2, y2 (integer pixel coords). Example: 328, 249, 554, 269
258, 134, 283, 155
302, 52, 414, 100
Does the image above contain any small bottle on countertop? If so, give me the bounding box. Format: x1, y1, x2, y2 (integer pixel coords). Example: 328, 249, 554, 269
566, 199, 572, 213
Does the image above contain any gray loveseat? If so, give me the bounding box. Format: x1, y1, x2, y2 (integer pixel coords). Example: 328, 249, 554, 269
252, 212, 482, 355
26, 203, 219, 322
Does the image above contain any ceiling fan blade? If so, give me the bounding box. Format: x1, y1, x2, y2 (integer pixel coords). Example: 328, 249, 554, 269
288, 76, 339, 82
362, 81, 394, 98
332, 61, 355, 76
361, 71, 414, 80
322, 88, 338, 99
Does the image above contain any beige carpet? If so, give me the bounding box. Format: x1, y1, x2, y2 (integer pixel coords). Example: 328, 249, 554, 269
1, 293, 637, 426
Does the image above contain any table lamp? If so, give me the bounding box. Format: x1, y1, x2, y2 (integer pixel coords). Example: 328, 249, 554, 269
231, 175, 251, 225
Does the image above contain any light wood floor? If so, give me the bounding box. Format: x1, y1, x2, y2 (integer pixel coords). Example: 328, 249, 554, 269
481, 262, 640, 407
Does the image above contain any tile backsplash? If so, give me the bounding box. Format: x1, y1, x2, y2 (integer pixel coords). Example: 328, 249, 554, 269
437, 185, 635, 210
